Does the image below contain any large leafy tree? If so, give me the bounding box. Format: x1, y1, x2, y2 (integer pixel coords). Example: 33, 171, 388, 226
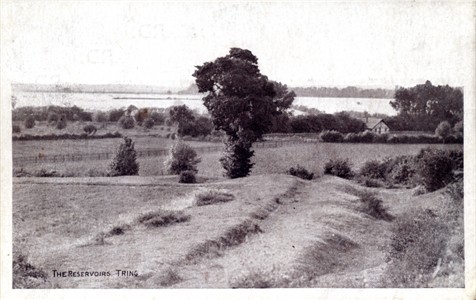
390, 80, 463, 131
193, 48, 295, 178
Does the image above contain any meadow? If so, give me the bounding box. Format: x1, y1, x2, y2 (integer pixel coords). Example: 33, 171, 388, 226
13, 141, 462, 178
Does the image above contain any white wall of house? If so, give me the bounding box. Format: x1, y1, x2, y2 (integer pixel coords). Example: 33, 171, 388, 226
372, 122, 390, 134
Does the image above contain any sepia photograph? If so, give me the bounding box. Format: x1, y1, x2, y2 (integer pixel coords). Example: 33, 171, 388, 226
1, 0, 475, 299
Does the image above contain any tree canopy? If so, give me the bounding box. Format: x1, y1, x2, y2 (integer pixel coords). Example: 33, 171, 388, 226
389, 80, 463, 131
193, 48, 295, 177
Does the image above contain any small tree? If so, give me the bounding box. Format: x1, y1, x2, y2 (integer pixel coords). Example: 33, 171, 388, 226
143, 117, 155, 129
435, 121, 452, 139
47, 112, 59, 124
83, 124, 97, 135
109, 137, 139, 176
24, 116, 35, 129
164, 141, 201, 175
118, 115, 135, 129
56, 115, 67, 130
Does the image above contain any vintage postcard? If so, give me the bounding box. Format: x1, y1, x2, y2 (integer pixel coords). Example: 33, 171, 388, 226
1, 1, 475, 299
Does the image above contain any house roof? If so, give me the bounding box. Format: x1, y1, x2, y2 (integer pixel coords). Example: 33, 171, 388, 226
361, 117, 387, 129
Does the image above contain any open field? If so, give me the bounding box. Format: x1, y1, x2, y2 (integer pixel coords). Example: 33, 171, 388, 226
13, 142, 463, 177
12, 120, 178, 138
13, 136, 219, 158
13, 174, 463, 288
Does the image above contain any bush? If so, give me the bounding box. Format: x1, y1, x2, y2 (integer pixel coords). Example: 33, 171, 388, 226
179, 170, 197, 183
415, 148, 454, 191
164, 141, 201, 175
324, 158, 354, 179
12, 125, 21, 133
83, 124, 97, 135
359, 160, 386, 179
319, 130, 343, 143
56, 116, 67, 130
24, 116, 35, 129
435, 121, 452, 139
109, 137, 139, 176
143, 117, 155, 129
118, 115, 135, 129
195, 190, 235, 206
287, 165, 314, 180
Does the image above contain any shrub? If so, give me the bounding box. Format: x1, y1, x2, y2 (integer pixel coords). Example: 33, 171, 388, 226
324, 158, 354, 179
453, 120, 463, 134
319, 130, 343, 143
374, 133, 390, 143
359, 131, 376, 143
356, 190, 394, 221
12, 125, 21, 133
56, 116, 67, 130
83, 124, 97, 135
143, 117, 155, 129
164, 141, 201, 175
118, 115, 135, 129
179, 170, 197, 183
385, 209, 449, 287
359, 160, 385, 179
47, 112, 59, 124
435, 121, 452, 139
109, 136, 139, 176
287, 165, 314, 180
136, 210, 191, 228
195, 190, 235, 206
24, 116, 35, 129
415, 148, 454, 191
94, 111, 108, 122
389, 159, 416, 185
362, 177, 384, 188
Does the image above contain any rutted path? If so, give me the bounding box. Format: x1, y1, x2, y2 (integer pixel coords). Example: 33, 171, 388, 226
169, 176, 396, 288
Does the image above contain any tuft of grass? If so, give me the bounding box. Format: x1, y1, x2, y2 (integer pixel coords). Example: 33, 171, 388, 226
157, 268, 183, 287
287, 165, 314, 180
296, 233, 359, 279
136, 210, 191, 228
13, 251, 49, 288
194, 190, 235, 206
186, 219, 262, 262
230, 270, 275, 288
356, 190, 394, 221
107, 224, 131, 236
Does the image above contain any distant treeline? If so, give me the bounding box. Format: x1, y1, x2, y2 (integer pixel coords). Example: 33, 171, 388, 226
291, 86, 395, 98
178, 84, 395, 98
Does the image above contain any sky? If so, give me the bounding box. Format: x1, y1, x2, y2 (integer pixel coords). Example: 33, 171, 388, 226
4, 1, 475, 89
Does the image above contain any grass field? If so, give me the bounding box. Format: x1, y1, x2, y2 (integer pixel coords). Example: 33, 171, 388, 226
14, 142, 462, 178
12, 120, 178, 138
13, 136, 219, 158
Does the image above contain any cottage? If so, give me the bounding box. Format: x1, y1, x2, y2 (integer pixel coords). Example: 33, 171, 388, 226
362, 117, 390, 134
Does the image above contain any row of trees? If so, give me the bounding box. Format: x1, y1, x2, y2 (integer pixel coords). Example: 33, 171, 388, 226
292, 86, 395, 99
12, 105, 92, 122
270, 112, 366, 134
386, 81, 463, 131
